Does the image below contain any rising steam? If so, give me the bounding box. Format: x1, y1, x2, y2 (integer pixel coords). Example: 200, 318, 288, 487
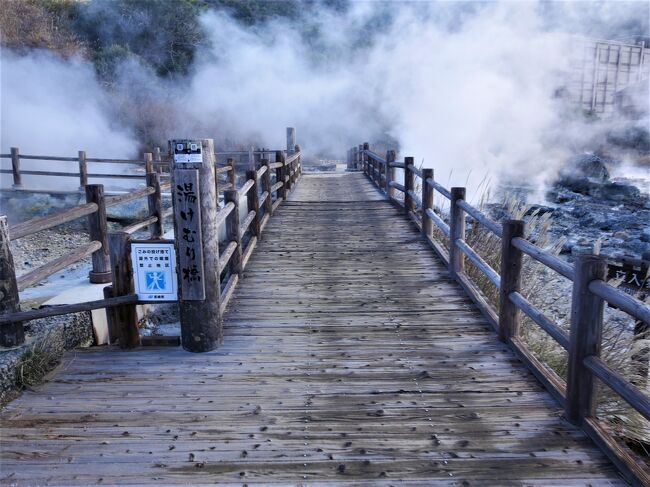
1, 1, 648, 195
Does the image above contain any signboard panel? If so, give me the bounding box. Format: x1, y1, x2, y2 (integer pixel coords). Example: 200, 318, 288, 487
130, 242, 177, 301
173, 169, 206, 300
607, 261, 649, 297
173, 139, 203, 164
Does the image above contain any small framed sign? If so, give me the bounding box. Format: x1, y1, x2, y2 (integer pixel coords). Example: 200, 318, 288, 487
130, 241, 178, 301
173, 139, 203, 164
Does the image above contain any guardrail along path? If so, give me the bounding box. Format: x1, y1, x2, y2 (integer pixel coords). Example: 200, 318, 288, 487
0, 173, 624, 485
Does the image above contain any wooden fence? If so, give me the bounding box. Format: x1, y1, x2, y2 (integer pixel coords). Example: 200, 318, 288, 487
0, 145, 290, 192
0, 132, 302, 352
352, 142, 650, 486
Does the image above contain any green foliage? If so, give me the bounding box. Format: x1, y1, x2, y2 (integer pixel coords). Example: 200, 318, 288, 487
71, 0, 207, 78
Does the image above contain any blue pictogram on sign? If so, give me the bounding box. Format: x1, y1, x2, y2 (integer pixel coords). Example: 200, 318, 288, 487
145, 271, 166, 291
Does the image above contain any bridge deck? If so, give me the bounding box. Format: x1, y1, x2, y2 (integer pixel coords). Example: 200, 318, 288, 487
0, 173, 624, 485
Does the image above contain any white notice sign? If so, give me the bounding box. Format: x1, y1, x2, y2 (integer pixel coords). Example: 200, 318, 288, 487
173, 140, 203, 164
131, 243, 178, 301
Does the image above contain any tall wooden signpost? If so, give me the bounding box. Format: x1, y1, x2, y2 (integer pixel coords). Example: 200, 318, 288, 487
170, 139, 222, 352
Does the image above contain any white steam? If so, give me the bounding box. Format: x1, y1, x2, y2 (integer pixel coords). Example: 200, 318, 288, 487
0, 1, 648, 196
0, 51, 138, 189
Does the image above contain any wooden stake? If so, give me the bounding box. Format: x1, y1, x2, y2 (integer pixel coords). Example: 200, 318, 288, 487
287, 127, 296, 155
566, 254, 606, 424
227, 157, 236, 189
86, 184, 112, 284
108, 232, 140, 349
10, 147, 21, 189
0, 216, 24, 347
102, 285, 117, 344
171, 139, 222, 352
146, 173, 164, 239
246, 169, 261, 237
224, 189, 243, 276
421, 168, 434, 237
262, 159, 273, 216
449, 187, 466, 278
276, 151, 286, 200
404, 157, 414, 215
386, 150, 396, 199
499, 220, 525, 343
78, 151, 88, 188
144, 153, 154, 174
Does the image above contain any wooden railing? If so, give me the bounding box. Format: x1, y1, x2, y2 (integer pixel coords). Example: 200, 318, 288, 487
0, 145, 293, 192
353, 142, 650, 486
0, 140, 302, 351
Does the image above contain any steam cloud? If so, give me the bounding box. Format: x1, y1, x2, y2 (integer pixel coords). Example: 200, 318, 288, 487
1, 1, 648, 195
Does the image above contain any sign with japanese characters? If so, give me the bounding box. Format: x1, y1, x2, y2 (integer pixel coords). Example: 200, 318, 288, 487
173, 169, 206, 300
607, 260, 649, 297
173, 139, 203, 164
130, 242, 177, 301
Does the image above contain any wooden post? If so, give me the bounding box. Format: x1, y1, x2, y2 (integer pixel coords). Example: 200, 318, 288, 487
499, 220, 525, 343
404, 156, 414, 215
108, 232, 140, 348
248, 146, 255, 171
566, 254, 607, 424
0, 216, 24, 347
10, 147, 21, 189
295, 144, 301, 181
146, 173, 164, 239
153, 147, 163, 174
262, 159, 273, 216
144, 153, 154, 174
421, 168, 434, 237
86, 184, 112, 284
171, 139, 222, 352
287, 127, 296, 155
275, 151, 286, 200
353, 147, 359, 171
102, 285, 117, 344
228, 157, 237, 189
386, 150, 396, 198
449, 187, 466, 278
362, 143, 369, 176
285, 151, 293, 194
224, 189, 243, 276
246, 169, 261, 237
78, 150, 88, 189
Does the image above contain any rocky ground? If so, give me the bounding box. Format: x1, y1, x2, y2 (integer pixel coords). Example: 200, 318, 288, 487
495, 154, 649, 262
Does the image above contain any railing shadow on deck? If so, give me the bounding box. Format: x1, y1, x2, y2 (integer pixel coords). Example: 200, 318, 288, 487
349, 141, 650, 486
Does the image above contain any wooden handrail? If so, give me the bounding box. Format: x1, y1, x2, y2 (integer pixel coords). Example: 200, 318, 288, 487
356, 140, 650, 485
9, 202, 98, 240
122, 215, 159, 235
0, 130, 303, 349
238, 179, 255, 197
17, 240, 102, 291
456, 199, 502, 236
105, 186, 155, 208
0, 294, 139, 325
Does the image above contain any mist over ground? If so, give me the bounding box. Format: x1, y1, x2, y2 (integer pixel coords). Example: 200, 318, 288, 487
1, 0, 648, 194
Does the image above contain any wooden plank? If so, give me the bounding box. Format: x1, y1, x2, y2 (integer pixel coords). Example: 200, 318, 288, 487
0, 173, 627, 486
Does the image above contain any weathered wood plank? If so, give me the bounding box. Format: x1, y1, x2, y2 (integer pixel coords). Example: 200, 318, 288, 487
0, 173, 625, 485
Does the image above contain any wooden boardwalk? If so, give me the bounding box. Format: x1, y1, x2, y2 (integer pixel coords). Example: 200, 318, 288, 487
0, 173, 625, 485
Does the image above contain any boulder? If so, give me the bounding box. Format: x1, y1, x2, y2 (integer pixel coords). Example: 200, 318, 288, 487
555, 154, 611, 195
593, 182, 645, 205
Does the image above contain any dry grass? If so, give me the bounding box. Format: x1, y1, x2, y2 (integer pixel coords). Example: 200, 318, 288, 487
0, 0, 83, 57
409, 175, 650, 453
14, 333, 61, 390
